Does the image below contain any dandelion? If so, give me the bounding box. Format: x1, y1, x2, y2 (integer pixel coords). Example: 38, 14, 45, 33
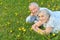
15, 12, 18, 16
7, 22, 10, 25
18, 27, 21, 31
47, 4, 50, 8
52, 0, 54, 3
30, 27, 33, 31
23, 29, 26, 32
4, 6, 7, 9
56, 7, 58, 10
37, 29, 43, 35
17, 35, 20, 37
28, 11, 30, 13
21, 27, 25, 30
0, 2, 2, 5
10, 30, 13, 33
37, 29, 41, 33
52, 33, 56, 36
16, 21, 19, 24
41, 2, 43, 5
21, 27, 26, 32
52, 8, 55, 10
28, 0, 31, 2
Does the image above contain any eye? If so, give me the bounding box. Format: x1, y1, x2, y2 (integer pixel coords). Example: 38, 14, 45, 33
41, 15, 44, 17
38, 16, 40, 18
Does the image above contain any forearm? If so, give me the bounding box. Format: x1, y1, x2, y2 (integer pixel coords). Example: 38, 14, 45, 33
32, 24, 45, 35
26, 15, 36, 23
35, 27, 45, 35
36, 27, 52, 35
32, 26, 51, 35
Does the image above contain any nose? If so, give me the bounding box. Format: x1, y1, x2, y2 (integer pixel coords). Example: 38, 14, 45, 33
32, 10, 35, 13
40, 18, 42, 20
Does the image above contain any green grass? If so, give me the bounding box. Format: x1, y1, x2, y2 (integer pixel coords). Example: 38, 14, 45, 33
0, 0, 60, 40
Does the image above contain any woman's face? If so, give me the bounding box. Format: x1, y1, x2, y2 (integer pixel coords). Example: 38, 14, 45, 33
38, 12, 49, 23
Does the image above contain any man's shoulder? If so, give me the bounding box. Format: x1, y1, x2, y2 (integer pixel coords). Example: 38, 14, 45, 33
39, 7, 53, 15
39, 7, 48, 10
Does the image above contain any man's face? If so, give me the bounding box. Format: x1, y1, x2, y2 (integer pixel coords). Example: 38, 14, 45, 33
29, 5, 39, 14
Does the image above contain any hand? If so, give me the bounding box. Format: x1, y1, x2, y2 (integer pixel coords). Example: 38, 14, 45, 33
30, 13, 36, 16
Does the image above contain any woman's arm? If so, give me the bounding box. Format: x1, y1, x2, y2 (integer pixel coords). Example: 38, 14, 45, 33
32, 21, 44, 34
44, 27, 53, 34
32, 21, 53, 35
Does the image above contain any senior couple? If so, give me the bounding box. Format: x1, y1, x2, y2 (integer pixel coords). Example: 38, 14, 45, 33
26, 2, 60, 35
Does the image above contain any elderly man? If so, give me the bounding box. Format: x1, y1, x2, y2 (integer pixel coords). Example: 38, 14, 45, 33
26, 2, 52, 23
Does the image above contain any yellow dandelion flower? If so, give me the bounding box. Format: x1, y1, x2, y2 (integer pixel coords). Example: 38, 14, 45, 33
56, 7, 58, 10
37, 29, 43, 35
10, 30, 13, 33
5, 7, 7, 9
0, 2, 2, 5
21, 27, 25, 30
30, 27, 33, 31
21, 27, 26, 32
7, 22, 10, 25
28, 0, 31, 2
18, 28, 21, 31
17, 35, 20, 37
47, 4, 50, 8
41, 2, 43, 5
15, 12, 18, 16
16, 21, 19, 24
52, 8, 55, 10
23, 29, 26, 32
37, 29, 41, 33
52, 33, 56, 36
28, 11, 30, 13
52, 0, 54, 3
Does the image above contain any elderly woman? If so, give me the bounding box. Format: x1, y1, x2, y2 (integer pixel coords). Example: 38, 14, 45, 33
32, 9, 60, 35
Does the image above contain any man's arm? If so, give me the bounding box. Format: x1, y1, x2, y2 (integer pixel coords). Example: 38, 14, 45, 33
26, 13, 36, 23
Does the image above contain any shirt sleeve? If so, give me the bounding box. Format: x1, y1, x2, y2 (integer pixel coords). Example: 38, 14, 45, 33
40, 7, 53, 15
26, 15, 37, 23
46, 17, 55, 28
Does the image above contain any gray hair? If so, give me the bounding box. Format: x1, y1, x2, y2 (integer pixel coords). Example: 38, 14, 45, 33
29, 2, 39, 8
39, 9, 50, 17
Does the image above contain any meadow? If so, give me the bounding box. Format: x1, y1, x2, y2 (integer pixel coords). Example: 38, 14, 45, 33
0, 0, 60, 40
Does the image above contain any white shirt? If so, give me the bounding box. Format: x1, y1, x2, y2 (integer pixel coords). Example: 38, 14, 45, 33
43, 11, 60, 33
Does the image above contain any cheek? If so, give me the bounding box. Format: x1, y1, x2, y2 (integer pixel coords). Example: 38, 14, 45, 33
35, 8, 38, 11
31, 10, 34, 13
34, 8, 38, 12
42, 17, 46, 20
43, 17, 46, 19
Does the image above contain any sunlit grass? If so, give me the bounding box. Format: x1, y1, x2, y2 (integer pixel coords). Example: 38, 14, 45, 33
0, 0, 60, 40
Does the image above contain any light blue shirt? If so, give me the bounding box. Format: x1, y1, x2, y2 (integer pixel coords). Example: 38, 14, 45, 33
43, 11, 60, 33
